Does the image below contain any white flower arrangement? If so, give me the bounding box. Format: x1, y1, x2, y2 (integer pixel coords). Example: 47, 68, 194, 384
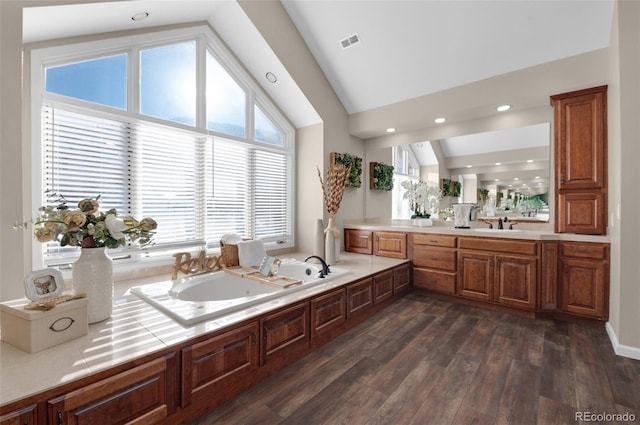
401, 180, 442, 219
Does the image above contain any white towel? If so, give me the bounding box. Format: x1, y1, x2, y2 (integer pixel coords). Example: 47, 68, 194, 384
237, 239, 267, 269
453, 204, 472, 228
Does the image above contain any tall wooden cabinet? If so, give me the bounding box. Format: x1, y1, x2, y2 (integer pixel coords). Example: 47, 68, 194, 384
551, 85, 608, 235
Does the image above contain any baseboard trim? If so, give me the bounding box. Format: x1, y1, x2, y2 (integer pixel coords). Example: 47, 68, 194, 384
606, 322, 640, 360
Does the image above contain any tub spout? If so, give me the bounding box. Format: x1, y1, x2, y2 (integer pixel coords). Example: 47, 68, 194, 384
304, 255, 330, 278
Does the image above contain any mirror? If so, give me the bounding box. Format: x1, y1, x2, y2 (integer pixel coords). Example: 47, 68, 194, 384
400, 123, 551, 221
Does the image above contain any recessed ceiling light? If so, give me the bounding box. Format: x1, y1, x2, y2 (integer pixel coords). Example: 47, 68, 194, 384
386, 127, 396, 133
131, 12, 149, 21
514, 177, 519, 180
497, 104, 511, 112
265, 72, 277, 83
495, 162, 501, 166
494, 179, 499, 182
526, 159, 534, 163
535, 176, 540, 179
434, 117, 446, 124
509, 184, 513, 187
538, 182, 543, 185
466, 165, 472, 168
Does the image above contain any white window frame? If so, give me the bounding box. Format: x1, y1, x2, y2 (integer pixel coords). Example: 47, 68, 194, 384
30, 25, 295, 271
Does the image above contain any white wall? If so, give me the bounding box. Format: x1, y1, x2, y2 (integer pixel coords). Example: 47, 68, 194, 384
364, 147, 393, 219
607, 0, 640, 355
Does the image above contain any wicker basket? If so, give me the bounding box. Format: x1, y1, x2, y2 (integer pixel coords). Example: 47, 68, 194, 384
220, 240, 239, 267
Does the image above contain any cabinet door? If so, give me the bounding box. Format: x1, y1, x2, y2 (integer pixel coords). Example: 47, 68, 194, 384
373, 232, 407, 259
457, 250, 492, 301
494, 254, 537, 310
310, 288, 346, 338
181, 323, 259, 407
393, 263, 411, 294
346, 277, 373, 317
373, 270, 393, 304
552, 86, 607, 191
48, 353, 177, 425
260, 303, 310, 366
560, 257, 607, 319
556, 191, 606, 235
0, 404, 37, 425
344, 230, 373, 254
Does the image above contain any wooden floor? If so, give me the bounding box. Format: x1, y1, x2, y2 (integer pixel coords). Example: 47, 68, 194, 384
192, 294, 640, 425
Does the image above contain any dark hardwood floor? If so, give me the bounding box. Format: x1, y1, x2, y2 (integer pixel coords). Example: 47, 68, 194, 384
192, 294, 640, 425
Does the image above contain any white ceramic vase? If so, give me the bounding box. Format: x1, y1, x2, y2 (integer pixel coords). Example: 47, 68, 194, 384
72, 247, 114, 324
324, 217, 340, 265
313, 219, 325, 258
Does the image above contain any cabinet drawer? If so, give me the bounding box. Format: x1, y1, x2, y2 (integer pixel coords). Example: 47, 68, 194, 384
412, 233, 456, 248
346, 277, 373, 317
48, 354, 177, 425
181, 323, 258, 407
345, 230, 373, 254
373, 270, 394, 304
393, 263, 411, 294
260, 303, 310, 366
413, 269, 456, 294
412, 246, 456, 271
310, 289, 346, 338
560, 241, 607, 260
458, 237, 538, 256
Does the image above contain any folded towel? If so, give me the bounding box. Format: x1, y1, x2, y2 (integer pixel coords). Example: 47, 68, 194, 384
237, 239, 267, 269
220, 233, 242, 245
453, 204, 472, 228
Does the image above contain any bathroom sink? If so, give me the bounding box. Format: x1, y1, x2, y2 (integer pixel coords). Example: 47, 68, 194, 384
474, 228, 523, 233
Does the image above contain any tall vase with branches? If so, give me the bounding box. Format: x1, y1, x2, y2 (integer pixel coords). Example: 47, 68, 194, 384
317, 163, 351, 264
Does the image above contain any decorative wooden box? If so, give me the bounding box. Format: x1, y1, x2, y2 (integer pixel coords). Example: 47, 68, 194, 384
0, 297, 88, 353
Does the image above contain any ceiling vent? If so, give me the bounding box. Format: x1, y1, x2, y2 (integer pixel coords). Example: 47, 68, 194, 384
339, 33, 360, 49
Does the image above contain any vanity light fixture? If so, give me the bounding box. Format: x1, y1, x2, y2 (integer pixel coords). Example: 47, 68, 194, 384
265, 72, 278, 83
386, 127, 396, 133
496, 104, 511, 112
131, 12, 149, 21
434, 117, 446, 124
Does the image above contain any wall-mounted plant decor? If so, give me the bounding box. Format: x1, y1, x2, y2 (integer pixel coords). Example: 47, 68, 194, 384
370, 162, 394, 191
440, 178, 461, 197
331, 152, 362, 188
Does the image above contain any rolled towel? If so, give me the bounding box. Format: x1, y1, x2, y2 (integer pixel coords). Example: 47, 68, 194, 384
237, 239, 267, 269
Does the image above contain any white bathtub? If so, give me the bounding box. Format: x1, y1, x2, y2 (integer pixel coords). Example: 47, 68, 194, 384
130, 259, 350, 326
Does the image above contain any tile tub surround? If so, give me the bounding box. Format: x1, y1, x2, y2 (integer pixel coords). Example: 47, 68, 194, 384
0, 252, 407, 407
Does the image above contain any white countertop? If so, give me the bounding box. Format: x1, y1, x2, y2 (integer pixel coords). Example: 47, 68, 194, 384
345, 219, 611, 243
0, 252, 408, 407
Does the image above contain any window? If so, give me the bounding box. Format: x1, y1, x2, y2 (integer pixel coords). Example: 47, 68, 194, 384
392, 146, 419, 219
32, 26, 294, 269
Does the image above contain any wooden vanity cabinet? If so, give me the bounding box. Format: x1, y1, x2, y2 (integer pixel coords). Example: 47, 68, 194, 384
346, 277, 374, 317
344, 229, 373, 254
409, 234, 457, 295
48, 353, 177, 425
558, 241, 609, 320
552, 85, 608, 235
0, 404, 37, 425
373, 269, 394, 304
373, 231, 407, 258
393, 263, 411, 295
260, 302, 310, 367
181, 323, 259, 409
310, 288, 347, 339
457, 238, 538, 310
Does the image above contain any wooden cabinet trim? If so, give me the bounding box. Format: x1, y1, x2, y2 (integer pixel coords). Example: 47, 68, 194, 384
393, 263, 411, 294
373, 270, 394, 304
344, 230, 373, 255
346, 277, 374, 317
260, 302, 310, 366
310, 289, 347, 338
373, 231, 407, 259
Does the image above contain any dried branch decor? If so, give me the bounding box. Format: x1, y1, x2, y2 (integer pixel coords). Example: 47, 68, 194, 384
317, 163, 351, 217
